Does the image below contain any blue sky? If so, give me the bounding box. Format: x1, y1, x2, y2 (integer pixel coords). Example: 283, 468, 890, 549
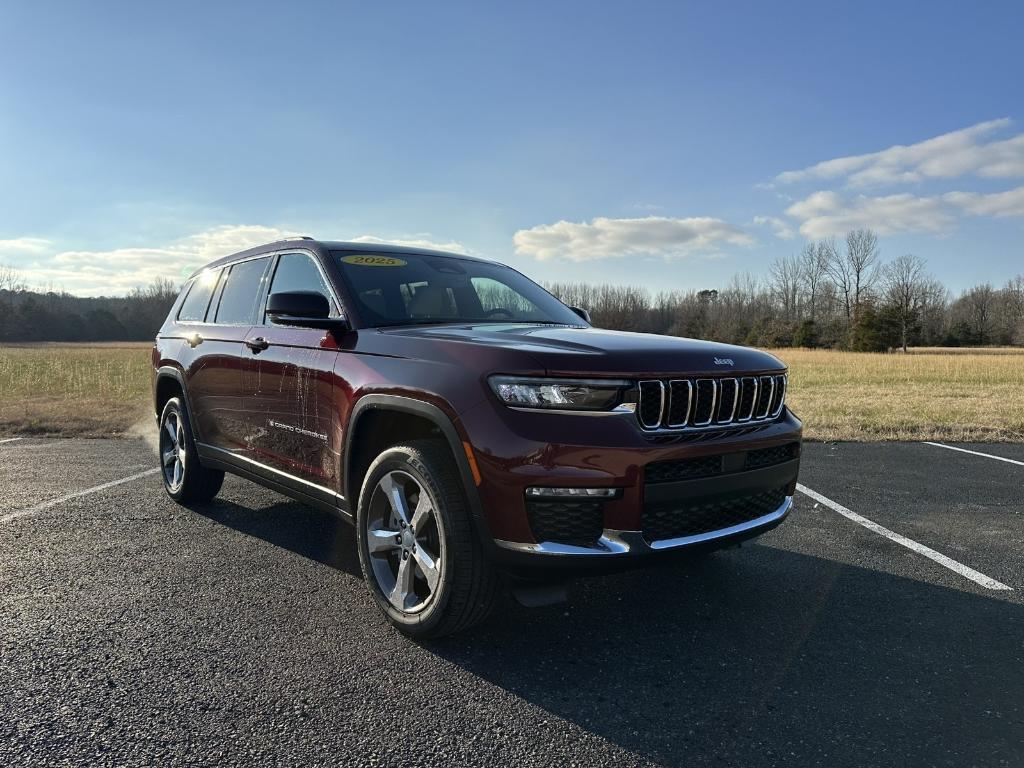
0, 0, 1021, 295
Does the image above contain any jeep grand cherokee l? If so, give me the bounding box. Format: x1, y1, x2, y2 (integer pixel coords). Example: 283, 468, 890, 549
152, 238, 802, 637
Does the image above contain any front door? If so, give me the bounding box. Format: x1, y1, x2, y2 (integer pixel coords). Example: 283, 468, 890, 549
241, 251, 345, 493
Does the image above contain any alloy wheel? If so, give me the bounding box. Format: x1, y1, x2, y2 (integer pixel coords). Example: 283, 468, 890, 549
160, 410, 186, 492
366, 470, 445, 613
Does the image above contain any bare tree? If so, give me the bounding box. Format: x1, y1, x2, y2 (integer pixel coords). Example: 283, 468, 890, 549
882, 254, 928, 352
798, 241, 829, 321
917, 277, 950, 345
821, 236, 854, 320
845, 228, 882, 316
999, 275, 1024, 344
769, 253, 803, 321
0, 263, 27, 293
954, 284, 998, 344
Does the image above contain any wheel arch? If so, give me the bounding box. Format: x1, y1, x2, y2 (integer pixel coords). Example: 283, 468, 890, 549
154, 366, 198, 434
344, 395, 493, 547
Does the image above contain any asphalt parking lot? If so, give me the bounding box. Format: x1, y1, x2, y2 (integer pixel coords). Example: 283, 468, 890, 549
2, 437, 1022, 767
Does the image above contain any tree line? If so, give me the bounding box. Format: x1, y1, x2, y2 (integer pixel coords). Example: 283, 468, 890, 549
1, 228, 1022, 349
548, 229, 1024, 351
0, 267, 178, 342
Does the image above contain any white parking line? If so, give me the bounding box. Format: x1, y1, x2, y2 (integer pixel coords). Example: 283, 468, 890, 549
0, 468, 160, 523
922, 441, 1024, 467
796, 483, 1012, 591
0, 437, 23, 444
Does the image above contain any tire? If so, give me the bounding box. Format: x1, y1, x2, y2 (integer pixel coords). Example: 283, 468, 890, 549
158, 397, 224, 504
355, 439, 499, 639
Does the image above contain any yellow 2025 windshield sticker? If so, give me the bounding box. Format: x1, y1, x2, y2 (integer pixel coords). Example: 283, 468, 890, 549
341, 255, 407, 267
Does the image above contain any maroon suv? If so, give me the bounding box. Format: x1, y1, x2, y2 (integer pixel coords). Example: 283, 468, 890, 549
152, 238, 802, 637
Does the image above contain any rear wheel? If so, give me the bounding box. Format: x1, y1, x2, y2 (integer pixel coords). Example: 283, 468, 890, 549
356, 439, 499, 639
158, 397, 224, 503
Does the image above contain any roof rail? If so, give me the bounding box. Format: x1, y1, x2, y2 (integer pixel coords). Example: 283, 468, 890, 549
263, 235, 315, 246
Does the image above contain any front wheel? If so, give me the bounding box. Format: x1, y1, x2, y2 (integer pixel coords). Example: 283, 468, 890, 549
158, 397, 224, 504
356, 440, 499, 639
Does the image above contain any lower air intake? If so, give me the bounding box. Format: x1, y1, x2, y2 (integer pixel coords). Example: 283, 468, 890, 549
642, 486, 788, 542
526, 499, 605, 547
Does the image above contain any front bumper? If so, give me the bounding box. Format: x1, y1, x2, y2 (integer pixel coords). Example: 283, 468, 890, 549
459, 395, 802, 555
495, 495, 792, 557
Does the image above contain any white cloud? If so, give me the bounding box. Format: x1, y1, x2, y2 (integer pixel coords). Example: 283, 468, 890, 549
349, 235, 469, 254
785, 191, 953, 239
752, 215, 795, 240
944, 185, 1024, 218
775, 119, 1024, 188
785, 182, 1024, 238
4, 226, 476, 296
513, 216, 753, 262
0, 237, 52, 255
31, 225, 298, 294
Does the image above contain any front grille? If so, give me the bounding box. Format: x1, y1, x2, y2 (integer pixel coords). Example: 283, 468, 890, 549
526, 499, 604, 547
645, 442, 800, 484
643, 486, 789, 542
636, 373, 787, 431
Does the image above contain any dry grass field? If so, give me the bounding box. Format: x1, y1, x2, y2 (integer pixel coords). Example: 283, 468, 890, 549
772, 348, 1024, 441
901, 346, 1024, 355
1, 343, 1022, 441
0, 342, 153, 437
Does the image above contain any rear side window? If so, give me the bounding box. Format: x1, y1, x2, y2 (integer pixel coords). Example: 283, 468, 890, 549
177, 269, 221, 322
214, 257, 270, 325
264, 253, 334, 323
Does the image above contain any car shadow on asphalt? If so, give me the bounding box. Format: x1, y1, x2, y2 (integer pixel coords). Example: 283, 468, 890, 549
184, 496, 1024, 766
427, 546, 1024, 767
190, 497, 363, 579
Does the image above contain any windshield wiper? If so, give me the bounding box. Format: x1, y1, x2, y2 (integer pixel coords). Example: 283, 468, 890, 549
379, 319, 583, 329
517, 320, 581, 325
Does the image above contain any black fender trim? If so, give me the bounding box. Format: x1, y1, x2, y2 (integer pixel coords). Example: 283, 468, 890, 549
344, 394, 494, 549
154, 365, 199, 436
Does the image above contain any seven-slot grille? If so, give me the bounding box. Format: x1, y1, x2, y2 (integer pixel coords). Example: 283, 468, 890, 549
636, 374, 787, 431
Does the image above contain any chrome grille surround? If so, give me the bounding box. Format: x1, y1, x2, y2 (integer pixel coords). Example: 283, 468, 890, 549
716, 378, 739, 423
636, 380, 665, 429
755, 375, 774, 419
665, 380, 692, 427
691, 379, 718, 426
637, 373, 788, 431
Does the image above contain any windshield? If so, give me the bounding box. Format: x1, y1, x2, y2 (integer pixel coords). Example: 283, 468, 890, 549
332, 251, 586, 328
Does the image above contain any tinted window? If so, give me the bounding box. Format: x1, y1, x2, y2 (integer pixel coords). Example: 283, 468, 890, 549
265, 253, 333, 323
471, 277, 539, 315
332, 252, 582, 327
214, 257, 270, 325
177, 269, 221, 322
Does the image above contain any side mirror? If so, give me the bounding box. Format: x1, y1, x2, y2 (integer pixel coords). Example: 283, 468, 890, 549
569, 306, 591, 323
267, 291, 350, 331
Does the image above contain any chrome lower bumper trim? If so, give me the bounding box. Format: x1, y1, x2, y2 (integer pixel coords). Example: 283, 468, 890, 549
494, 496, 792, 556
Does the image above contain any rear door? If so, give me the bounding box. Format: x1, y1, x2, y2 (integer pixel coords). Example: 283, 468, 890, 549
173, 267, 225, 443
189, 255, 272, 455
241, 251, 346, 493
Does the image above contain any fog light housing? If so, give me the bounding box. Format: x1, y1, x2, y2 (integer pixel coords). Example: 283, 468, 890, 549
525, 487, 620, 499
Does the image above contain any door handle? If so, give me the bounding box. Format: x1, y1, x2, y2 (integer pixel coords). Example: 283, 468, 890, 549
186, 333, 203, 348
245, 337, 270, 353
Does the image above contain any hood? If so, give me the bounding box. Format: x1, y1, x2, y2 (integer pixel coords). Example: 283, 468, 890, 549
377, 324, 786, 377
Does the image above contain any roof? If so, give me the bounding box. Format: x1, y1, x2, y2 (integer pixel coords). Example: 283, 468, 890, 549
189, 238, 488, 279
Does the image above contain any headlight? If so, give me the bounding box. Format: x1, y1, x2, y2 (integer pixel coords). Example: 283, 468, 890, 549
488, 376, 633, 411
